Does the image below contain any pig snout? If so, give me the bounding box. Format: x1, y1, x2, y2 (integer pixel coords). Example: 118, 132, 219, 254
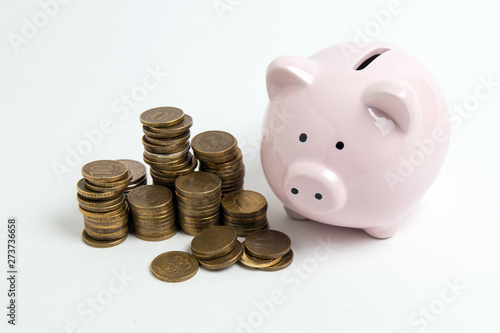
283, 162, 347, 215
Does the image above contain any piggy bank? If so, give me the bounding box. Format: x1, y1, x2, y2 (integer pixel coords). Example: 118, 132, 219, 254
260, 42, 450, 238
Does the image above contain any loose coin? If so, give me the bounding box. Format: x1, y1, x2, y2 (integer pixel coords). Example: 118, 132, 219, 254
151, 251, 198, 283
140, 107, 184, 127
191, 226, 237, 260
198, 241, 243, 270
244, 230, 291, 259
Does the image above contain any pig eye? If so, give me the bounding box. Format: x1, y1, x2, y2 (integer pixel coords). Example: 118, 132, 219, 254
299, 133, 307, 142
336, 141, 344, 150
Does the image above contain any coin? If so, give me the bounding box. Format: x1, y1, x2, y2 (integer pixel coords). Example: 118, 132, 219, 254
81, 230, 127, 248
116, 159, 147, 184
144, 130, 190, 146
142, 136, 190, 154
77, 179, 123, 200
222, 190, 267, 217
175, 171, 221, 198
151, 251, 198, 283
142, 114, 193, 138
192, 131, 238, 163
239, 246, 283, 268
128, 185, 173, 211
244, 230, 291, 259
134, 229, 177, 242
77, 194, 126, 213
258, 250, 294, 272
140, 107, 184, 127
198, 241, 242, 270
81, 160, 128, 183
191, 226, 237, 260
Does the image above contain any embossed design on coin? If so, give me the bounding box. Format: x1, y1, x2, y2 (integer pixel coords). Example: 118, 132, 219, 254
81, 160, 128, 183
140, 107, 185, 127
151, 251, 198, 283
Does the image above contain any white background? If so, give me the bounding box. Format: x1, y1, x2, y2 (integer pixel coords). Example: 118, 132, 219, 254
1, 1, 499, 332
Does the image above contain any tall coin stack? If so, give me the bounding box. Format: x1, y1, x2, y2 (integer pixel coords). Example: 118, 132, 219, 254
140, 107, 197, 192
175, 171, 222, 236
221, 190, 269, 237
192, 130, 245, 196
127, 185, 177, 241
77, 160, 131, 248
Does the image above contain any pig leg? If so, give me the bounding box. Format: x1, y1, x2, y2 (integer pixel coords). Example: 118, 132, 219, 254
284, 205, 308, 220
363, 223, 400, 239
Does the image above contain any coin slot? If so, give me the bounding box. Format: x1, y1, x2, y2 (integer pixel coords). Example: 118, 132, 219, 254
354, 48, 390, 71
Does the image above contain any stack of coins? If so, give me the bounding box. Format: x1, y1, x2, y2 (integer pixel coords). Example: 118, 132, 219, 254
140, 107, 197, 191
77, 160, 131, 248
175, 171, 222, 236
240, 230, 293, 272
221, 190, 269, 237
116, 159, 147, 197
127, 185, 177, 241
192, 131, 245, 196
190, 226, 242, 270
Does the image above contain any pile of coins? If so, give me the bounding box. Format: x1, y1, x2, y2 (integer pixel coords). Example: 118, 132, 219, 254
192, 131, 245, 196
128, 185, 177, 241
222, 190, 269, 236
77, 160, 131, 248
175, 171, 222, 235
240, 230, 293, 272
140, 107, 197, 191
191, 226, 242, 270
116, 159, 147, 197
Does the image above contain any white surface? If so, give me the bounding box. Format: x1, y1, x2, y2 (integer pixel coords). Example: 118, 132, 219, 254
1, 1, 499, 332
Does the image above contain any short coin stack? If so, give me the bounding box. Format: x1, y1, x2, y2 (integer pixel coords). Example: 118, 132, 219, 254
222, 190, 269, 237
175, 171, 222, 235
116, 159, 147, 197
128, 185, 177, 241
77, 160, 131, 248
192, 131, 244, 196
191, 226, 242, 270
140, 107, 197, 191
240, 230, 293, 272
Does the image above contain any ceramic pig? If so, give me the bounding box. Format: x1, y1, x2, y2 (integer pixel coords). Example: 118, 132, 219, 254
260, 42, 450, 238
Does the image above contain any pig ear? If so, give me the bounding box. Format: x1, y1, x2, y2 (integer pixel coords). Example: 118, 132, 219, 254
362, 79, 422, 137
266, 56, 318, 100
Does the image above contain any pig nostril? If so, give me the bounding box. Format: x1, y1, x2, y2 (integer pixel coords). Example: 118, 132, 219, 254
291, 188, 299, 195
315, 193, 323, 200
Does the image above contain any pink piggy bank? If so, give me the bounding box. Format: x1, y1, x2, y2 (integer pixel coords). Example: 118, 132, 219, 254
261, 42, 450, 238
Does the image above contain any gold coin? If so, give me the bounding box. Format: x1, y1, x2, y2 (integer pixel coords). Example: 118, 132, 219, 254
258, 250, 294, 272
244, 230, 291, 259
239, 246, 282, 268
81, 230, 127, 248
198, 241, 242, 270
142, 114, 193, 138
222, 190, 267, 218
134, 229, 177, 242
143, 136, 190, 154
175, 171, 221, 198
151, 251, 198, 283
128, 185, 173, 211
191, 226, 237, 259
144, 130, 190, 146
191, 131, 238, 163
77, 179, 123, 200
116, 159, 147, 184
140, 107, 184, 127
82, 160, 128, 183
77, 193, 125, 212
